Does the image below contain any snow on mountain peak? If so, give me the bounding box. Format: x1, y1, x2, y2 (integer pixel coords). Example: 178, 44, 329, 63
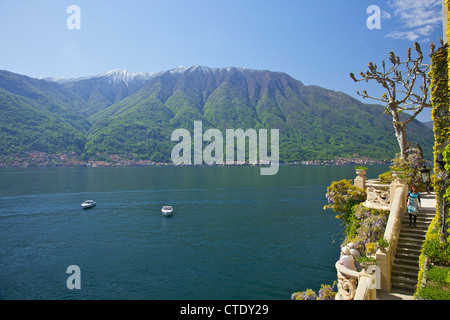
40, 66, 259, 86
98, 69, 156, 86
170, 66, 189, 74
167, 65, 255, 75
41, 69, 158, 86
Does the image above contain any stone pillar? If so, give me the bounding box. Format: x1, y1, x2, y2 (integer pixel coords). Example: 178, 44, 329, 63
376, 248, 390, 291
389, 174, 408, 208
354, 169, 367, 190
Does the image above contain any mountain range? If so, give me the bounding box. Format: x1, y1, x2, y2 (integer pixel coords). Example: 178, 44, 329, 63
0, 66, 434, 163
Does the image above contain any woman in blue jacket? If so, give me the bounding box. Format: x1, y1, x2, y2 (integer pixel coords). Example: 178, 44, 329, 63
407, 184, 421, 227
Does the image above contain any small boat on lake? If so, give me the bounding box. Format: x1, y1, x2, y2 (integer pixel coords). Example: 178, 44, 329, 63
161, 206, 173, 216
81, 200, 96, 209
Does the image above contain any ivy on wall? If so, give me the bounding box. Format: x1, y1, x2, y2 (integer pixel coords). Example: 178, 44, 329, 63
415, 0, 450, 297
430, 43, 450, 206
429, 11, 450, 235
445, 0, 450, 203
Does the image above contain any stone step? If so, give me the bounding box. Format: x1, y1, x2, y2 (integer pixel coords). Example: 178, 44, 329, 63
392, 255, 420, 264
402, 216, 434, 223
402, 213, 435, 219
397, 241, 423, 251
391, 270, 419, 283
390, 205, 434, 295
398, 234, 426, 243
401, 225, 431, 231
403, 211, 433, 217
396, 250, 422, 260
396, 240, 422, 248
394, 262, 420, 273
404, 208, 435, 215
391, 273, 418, 286
391, 281, 416, 295
402, 213, 434, 224
401, 226, 430, 232
394, 251, 421, 261
392, 260, 420, 273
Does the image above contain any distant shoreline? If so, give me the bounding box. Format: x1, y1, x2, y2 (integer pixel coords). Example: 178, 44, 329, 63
0, 151, 390, 168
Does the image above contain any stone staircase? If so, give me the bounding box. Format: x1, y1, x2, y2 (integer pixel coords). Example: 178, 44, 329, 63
390, 200, 436, 295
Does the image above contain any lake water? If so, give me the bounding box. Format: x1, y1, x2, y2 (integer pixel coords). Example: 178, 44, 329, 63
0, 165, 388, 300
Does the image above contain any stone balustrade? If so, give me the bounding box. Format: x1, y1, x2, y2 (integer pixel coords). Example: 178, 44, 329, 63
335, 262, 377, 300
364, 179, 391, 211
376, 186, 407, 291
334, 168, 408, 300
356, 169, 407, 212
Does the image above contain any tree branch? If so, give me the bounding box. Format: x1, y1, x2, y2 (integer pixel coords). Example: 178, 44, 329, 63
349, 42, 433, 159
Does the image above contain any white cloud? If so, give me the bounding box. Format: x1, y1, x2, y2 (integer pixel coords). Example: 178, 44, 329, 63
385, 0, 443, 41
382, 11, 392, 20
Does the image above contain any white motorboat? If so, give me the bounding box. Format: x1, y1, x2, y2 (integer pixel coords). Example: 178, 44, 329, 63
161, 206, 173, 216
81, 200, 96, 209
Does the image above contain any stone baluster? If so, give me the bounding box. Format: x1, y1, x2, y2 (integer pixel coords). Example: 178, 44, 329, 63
354, 168, 367, 190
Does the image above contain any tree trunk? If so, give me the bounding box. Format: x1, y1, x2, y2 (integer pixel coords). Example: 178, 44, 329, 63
393, 121, 408, 160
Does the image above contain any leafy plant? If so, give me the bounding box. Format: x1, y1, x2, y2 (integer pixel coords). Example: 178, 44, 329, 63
426, 266, 450, 285
422, 233, 450, 266
377, 237, 389, 248
323, 179, 366, 223
317, 283, 338, 300
418, 266, 450, 300
378, 146, 427, 191
418, 283, 450, 300
291, 282, 337, 300
364, 242, 378, 256
443, 145, 450, 202
291, 288, 317, 300
344, 204, 389, 255
356, 256, 377, 264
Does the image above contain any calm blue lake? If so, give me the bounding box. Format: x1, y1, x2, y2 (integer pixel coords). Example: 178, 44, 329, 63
0, 165, 388, 300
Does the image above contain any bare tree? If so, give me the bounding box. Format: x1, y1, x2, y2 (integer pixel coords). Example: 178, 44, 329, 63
350, 42, 433, 160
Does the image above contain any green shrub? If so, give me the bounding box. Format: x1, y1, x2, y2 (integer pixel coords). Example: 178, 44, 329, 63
422, 233, 450, 266
356, 256, 377, 264
419, 284, 450, 300
377, 237, 389, 248
344, 204, 389, 255
378, 171, 393, 184
323, 179, 366, 223
419, 266, 450, 300
426, 266, 450, 284
291, 282, 337, 300
378, 147, 427, 191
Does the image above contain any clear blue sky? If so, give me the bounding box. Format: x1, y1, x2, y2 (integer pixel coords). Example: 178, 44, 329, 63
0, 0, 444, 122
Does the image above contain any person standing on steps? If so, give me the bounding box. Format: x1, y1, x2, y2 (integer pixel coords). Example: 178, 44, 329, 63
407, 184, 421, 227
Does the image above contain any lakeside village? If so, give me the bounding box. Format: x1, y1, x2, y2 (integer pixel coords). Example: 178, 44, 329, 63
0, 151, 389, 168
